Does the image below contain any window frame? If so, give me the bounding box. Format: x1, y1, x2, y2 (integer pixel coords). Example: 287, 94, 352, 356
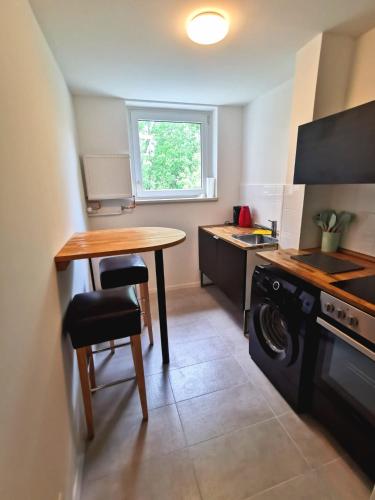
128, 106, 214, 200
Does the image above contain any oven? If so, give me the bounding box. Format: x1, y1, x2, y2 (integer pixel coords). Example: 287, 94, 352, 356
315, 316, 375, 425
312, 292, 375, 479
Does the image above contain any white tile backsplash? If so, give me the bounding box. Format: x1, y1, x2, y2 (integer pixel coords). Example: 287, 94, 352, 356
279, 184, 305, 249
240, 184, 308, 249
279, 230, 301, 249
240, 183, 284, 229
299, 185, 335, 249
330, 184, 375, 256
339, 210, 375, 256
282, 184, 305, 211
282, 208, 303, 231
300, 184, 375, 256
237, 183, 375, 256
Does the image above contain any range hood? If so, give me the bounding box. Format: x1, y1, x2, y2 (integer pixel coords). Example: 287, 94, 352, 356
294, 100, 375, 185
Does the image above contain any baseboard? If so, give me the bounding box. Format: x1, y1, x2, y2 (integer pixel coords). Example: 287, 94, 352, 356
149, 281, 201, 294
68, 367, 87, 500
71, 450, 85, 500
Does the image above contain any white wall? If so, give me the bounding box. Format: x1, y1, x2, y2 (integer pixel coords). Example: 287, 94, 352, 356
73, 96, 243, 289
346, 26, 375, 108
0, 2, 88, 499
299, 27, 375, 256
313, 33, 355, 119
242, 80, 293, 185
278, 35, 323, 249
297, 33, 355, 251
285, 34, 323, 185
332, 26, 375, 256
239, 81, 293, 232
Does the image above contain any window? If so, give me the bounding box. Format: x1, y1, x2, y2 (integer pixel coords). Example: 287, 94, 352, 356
128, 106, 216, 200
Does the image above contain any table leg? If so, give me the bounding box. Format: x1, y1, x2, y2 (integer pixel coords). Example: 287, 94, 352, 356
89, 258, 96, 291
155, 249, 169, 364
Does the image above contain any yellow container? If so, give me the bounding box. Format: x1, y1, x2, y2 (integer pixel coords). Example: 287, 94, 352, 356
252, 229, 272, 235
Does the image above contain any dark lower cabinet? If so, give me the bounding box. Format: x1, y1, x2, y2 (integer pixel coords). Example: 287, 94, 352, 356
216, 237, 246, 309
199, 227, 246, 310
198, 227, 218, 284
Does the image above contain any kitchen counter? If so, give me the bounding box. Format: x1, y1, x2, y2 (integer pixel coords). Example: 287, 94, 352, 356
258, 248, 375, 316
201, 225, 272, 250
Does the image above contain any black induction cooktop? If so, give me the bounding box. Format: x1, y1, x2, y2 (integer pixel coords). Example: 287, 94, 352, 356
290, 253, 364, 274
333, 275, 375, 304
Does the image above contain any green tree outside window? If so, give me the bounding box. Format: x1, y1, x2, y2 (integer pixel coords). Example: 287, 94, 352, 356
138, 120, 202, 191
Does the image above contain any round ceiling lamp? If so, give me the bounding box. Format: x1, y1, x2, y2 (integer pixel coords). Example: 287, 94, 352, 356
187, 11, 229, 45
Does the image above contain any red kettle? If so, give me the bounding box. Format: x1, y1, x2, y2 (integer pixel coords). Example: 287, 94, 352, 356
238, 206, 252, 228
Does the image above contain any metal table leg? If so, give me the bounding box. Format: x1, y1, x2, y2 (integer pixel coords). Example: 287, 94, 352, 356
155, 249, 169, 364
89, 258, 96, 291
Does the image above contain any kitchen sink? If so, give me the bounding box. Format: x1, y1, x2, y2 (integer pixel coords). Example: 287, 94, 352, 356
232, 234, 278, 246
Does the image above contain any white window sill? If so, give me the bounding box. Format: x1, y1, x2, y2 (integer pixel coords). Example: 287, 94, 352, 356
136, 197, 218, 205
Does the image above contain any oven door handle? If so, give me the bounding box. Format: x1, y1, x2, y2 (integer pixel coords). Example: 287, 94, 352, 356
317, 317, 375, 361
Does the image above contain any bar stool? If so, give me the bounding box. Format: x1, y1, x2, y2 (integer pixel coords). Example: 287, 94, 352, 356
65, 286, 148, 439
99, 255, 154, 349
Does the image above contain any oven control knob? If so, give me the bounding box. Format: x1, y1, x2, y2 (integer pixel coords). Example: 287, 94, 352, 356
325, 303, 335, 313
347, 316, 358, 327
337, 309, 346, 320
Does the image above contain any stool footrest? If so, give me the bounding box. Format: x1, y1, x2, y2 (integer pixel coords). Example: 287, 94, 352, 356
92, 341, 131, 354
90, 375, 136, 393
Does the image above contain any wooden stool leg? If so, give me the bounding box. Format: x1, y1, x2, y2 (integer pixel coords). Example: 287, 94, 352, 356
140, 282, 153, 345
138, 284, 147, 327
77, 347, 94, 439
87, 347, 96, 389
130, 334, 148, 421
109, 340, 115, 354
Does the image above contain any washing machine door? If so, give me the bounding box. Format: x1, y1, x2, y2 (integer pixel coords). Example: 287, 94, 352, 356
253, 300, 299, 366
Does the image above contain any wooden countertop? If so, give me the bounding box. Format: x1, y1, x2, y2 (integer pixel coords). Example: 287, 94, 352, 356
200, 225, 273, 251
55, 227, 186, 270
258, 248, 375, 316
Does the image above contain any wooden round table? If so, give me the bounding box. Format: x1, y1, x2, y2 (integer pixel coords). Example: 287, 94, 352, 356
55, 227, 186, 363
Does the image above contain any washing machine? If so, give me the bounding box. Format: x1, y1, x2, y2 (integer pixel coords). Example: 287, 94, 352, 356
248, 265, 320, 412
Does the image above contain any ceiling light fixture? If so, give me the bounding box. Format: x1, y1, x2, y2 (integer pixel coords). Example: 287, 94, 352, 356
187, 11, 229, 45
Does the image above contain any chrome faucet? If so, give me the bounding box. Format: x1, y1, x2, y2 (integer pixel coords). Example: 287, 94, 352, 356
254, 220, 278, 238
268, 220, 278, 238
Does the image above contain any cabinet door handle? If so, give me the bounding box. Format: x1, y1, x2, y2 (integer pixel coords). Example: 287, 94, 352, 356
213, 235, 219, 240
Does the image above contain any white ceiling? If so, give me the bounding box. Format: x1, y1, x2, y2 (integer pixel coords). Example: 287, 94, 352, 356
30, 0, 375, 105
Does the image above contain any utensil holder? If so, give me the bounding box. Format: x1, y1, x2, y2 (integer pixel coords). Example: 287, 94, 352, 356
321, 232, 341, 252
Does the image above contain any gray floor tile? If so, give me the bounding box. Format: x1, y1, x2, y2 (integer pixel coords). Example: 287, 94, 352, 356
248, 457, 372, 500
169, 357, 248, 402
81, 449, 201, 500
178, 383, 273, 445
84, 404, 186, 481
278, 411, 344, 468
170, 335, 231, 368
189, 418, 308, 500
235, 352, 291, 415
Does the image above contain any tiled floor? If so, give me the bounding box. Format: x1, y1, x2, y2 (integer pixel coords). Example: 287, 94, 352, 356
81, 286, 373, 500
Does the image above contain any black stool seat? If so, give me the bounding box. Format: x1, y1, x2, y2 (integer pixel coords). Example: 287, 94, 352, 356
65, 286, 140, 348
100, 254, 148, 289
